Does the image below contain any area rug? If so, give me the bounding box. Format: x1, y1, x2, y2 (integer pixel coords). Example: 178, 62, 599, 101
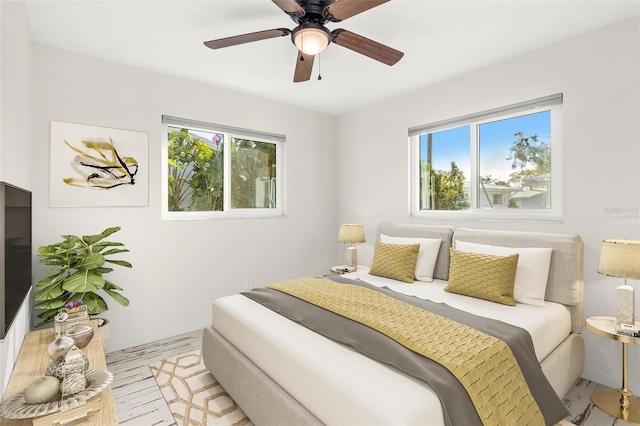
150, 350, 253, 426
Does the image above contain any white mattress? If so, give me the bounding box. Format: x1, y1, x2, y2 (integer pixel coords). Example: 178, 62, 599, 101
212, 273, 571, 426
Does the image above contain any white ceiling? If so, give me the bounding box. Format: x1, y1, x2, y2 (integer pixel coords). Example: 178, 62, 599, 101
23, 0, 640, 116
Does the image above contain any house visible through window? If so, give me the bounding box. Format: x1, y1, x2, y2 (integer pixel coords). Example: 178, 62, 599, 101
162, 116, 284, 219
409, 94, 562, 221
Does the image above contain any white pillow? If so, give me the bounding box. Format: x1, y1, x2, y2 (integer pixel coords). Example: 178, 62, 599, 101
454, 241, 552, 307
380, 234, 442, 282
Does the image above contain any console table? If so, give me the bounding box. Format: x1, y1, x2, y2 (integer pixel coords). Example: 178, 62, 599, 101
0, 321, 118, 426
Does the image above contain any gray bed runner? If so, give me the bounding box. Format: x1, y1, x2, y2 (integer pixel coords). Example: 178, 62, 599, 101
243, 275, 568, 426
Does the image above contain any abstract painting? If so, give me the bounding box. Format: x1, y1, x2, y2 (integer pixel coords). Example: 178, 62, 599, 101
50, 120, 149, 207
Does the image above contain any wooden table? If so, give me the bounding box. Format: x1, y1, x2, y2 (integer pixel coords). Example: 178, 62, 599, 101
0, 321, 118, 426
586, 316, 640, 425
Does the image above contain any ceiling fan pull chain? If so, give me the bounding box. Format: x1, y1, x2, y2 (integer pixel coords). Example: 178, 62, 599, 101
299, 29, 305, 61
318, 54, 322, 80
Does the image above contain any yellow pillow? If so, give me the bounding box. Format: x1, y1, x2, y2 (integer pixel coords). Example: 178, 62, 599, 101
369, 241, 420, 283
444, 248, 519, 306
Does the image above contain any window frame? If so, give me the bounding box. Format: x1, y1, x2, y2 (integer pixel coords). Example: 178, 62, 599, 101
162, 115, 285, 220
409, 94, 562, 222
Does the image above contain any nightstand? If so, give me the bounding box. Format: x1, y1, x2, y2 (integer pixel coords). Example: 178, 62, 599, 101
330, 265, 370, 275
585, 316, 640, 424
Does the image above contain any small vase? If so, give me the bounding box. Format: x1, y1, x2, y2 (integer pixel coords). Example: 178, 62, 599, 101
95, 318, 110, 351
47, 336, 75, 359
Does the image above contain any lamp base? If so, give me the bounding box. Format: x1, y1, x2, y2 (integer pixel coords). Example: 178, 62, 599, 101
617, 284, 635, 326
346, 247, 357, 268
592, 390, 640, 424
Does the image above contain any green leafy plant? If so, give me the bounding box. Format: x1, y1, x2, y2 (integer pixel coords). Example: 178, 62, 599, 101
34, 227, 132, 327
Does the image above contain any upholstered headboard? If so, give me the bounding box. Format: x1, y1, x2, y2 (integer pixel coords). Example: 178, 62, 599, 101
375, 223, 585, 334
453, 228, 584, 333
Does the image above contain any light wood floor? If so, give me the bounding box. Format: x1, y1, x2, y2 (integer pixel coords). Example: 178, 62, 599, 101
106, 329, 630, 426
105, 329, 202, 425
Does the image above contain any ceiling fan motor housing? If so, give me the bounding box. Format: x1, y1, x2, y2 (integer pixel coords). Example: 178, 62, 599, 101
289, 0, 336, 24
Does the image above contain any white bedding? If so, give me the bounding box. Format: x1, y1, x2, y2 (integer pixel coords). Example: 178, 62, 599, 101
212, 273, 571, 426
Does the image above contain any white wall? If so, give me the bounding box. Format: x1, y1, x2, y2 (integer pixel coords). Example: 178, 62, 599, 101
31, 44, 338, 353
336, 17, 640, 392
1, 1, 32, 187
0, 1, 33, 397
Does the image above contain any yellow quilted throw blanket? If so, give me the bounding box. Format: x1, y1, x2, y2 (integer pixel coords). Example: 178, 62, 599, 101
267, 277, 544, 426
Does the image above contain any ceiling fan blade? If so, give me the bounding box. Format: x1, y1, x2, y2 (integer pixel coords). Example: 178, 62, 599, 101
272, 0, 306, 17
332, 29, 403, 66
204, 28, 291, 49
293, 51, 315, 82
324, 0, 389, 22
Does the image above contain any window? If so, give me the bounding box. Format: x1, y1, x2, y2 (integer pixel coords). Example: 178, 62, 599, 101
162, 116, 284, 219
410, 94, 562, 221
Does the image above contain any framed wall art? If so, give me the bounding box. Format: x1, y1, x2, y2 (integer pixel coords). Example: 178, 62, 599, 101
50, 120, 149, 207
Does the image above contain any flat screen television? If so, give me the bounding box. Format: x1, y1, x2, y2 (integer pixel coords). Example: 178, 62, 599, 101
0, 182, 32, 340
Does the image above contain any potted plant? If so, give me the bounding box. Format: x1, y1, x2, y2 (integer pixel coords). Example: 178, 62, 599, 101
33, 227, 132, 342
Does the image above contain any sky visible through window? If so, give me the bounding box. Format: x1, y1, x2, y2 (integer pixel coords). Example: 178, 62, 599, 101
420, 110, 551, 182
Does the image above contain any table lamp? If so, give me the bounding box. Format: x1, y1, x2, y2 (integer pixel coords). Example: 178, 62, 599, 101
597, 239, 640, 328
338, 224, 365, 268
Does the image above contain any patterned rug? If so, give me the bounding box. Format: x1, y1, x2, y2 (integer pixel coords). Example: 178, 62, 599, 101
150, 350, 253, 426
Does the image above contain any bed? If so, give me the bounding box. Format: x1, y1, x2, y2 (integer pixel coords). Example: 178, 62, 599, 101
202, 223, 585, 425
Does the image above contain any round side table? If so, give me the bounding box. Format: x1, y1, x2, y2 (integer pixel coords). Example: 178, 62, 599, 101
330, 265, 370, 275
585, 316, 640, 424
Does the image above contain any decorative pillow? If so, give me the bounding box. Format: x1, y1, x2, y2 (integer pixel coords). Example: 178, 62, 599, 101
369, 241, 420, 283
380, 234, 442, 282
454, 241, 552, 307
445, 248, 518, 306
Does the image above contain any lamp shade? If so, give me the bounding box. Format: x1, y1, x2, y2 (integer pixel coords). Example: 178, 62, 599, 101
293, 25, 330, 56
597, 239, 640, 280
338, 224, 365, 244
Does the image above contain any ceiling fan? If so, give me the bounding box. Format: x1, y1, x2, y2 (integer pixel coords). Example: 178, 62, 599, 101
203, 0, 404, 82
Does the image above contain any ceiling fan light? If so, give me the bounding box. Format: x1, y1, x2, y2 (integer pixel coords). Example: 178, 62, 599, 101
294, 27, 330, 56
